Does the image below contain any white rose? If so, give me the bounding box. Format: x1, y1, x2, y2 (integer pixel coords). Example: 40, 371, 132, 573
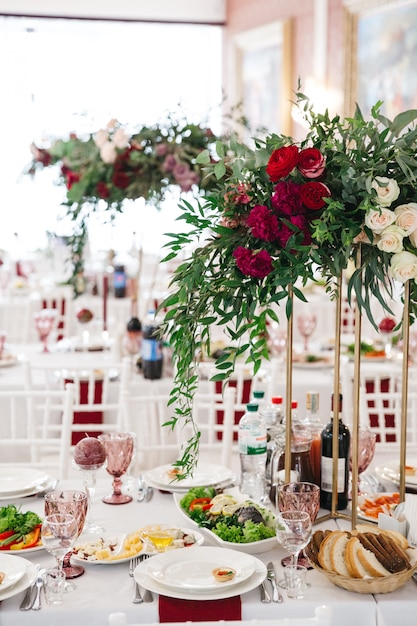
364, 207, 396, 234
394, 203, 417, 235
353, 229, 371, 244
106, 118, 119, 130
94, 129, 108, 148
377, 225, 405, 253
389, 250, 417, 283
100, 141, 117, 164
371, 176, 400, 207
112, 128, 130, 149
409, 229, 417, 248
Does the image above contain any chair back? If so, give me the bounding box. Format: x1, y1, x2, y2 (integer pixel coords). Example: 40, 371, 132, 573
36, 285, 73, 341
0, 383, 75, 480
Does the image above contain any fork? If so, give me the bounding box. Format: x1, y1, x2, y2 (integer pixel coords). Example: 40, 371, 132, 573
139, 554, 153, 602
129, 556, 143, 604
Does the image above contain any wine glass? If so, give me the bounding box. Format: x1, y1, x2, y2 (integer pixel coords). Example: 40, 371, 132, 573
41, 513, 78, 583
73, 448, 106, 534
378, 316, 396, 359
297, 314, 317, 352
349, 428, 377, 496
275, 510, 312, 590
98, 432, 135, 504
34, 308, 58, 352
44, 490, 88, 590
277, 482, 320, 572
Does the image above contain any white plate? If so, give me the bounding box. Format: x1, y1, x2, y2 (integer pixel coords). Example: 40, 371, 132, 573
357, 491, 401, 523
0, 468, 49, 495
375, 459, 417, 487
144, 463, 234, 493
0, 557, 36, 601
0, 476, 56, 501
134, 547, 267, 600
72, 528, 204, 565
0, 553, 26, 591
146, 547, 255, 591
173, 491, 277, 555
0, 356, 18, 368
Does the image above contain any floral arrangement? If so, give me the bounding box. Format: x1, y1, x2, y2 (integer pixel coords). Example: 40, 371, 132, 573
160, 91, 417, 476
27, 114, 221, 294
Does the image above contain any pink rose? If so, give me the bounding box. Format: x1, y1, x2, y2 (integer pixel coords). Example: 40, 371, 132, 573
266, 146, 299, 182
233, 247, 273, 278
246, 205, 280, 242
297, 148, 326, 178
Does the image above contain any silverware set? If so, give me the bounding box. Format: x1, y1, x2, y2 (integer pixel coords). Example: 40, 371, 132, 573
137, 476, 153, 503
129, 554, 153, 603
20, 564, 46, 611
259, 561, 284, 603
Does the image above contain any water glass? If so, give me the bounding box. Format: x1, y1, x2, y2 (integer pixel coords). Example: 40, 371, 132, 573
283, 564, 307, 599
43, 567, 66, 605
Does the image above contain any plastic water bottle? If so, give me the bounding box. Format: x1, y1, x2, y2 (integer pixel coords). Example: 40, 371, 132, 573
142, 310, 163, 380
238, 403, 267, 502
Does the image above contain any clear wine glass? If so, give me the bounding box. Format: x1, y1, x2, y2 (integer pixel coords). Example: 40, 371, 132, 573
73, 459, 106, 534
34, 308, 58, 352
349, 428, 377, 496
41, 513, 78, 582
98, 432, 135, 504
44, 490, 88, 590
275, 510, 312, 590
297, 314, 317, 352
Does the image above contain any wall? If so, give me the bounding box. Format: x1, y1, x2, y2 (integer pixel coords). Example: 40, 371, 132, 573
224, 0, 346, 139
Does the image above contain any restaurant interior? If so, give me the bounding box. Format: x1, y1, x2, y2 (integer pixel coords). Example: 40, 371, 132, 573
0, 1, 417, 625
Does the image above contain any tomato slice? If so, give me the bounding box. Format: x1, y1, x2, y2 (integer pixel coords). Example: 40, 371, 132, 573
189, 497, 212, 511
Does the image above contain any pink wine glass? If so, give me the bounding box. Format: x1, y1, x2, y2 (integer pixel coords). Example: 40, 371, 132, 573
349, 428, 377, 496
34, 308, 58, 352
44, 490, 88, 590
297, 314, 317, 352
98, 432, 134, 504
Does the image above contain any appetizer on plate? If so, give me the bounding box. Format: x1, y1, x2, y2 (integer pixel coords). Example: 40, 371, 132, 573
0, 505, 42, 551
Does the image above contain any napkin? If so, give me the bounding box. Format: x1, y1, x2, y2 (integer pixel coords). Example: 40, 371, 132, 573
401, 494, 417, 546
159, 594, 242, 622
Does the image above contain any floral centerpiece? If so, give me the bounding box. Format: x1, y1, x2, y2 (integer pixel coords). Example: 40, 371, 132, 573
27, 113, 221, 294
160, 91, 417, 476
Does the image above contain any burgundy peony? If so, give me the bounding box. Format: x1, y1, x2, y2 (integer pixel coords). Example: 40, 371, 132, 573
277, 215, 308, 248
247, 205, 280, 241
233, 247, 273, 278
300, 181, 331, 210
271, 181, 303, 216
297, 147, 326, 178
266, 145, 299, 182
112, 171, 130, 189
96, 181, 110, 199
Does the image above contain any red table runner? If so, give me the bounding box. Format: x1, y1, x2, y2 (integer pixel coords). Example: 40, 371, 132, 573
159, 594, 241, 622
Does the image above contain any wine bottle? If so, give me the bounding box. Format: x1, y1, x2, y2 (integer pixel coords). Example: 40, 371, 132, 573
320, 393, 350, 510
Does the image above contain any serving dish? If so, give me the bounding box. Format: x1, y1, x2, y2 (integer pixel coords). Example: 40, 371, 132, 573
0, 558, 36, 602
0, 468, 49, 495
144, 463, 234, 494
375, 459, 417, 488
357, 492, 402, 523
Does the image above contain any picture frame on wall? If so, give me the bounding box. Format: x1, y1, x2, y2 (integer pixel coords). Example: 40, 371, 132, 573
233, 20, 292, 143
344, 0, 417, 118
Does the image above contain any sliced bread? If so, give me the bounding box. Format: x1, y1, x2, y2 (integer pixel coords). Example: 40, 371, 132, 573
329, 532, 351, 576
318, 531, 345, 572
345, 536, 391, 578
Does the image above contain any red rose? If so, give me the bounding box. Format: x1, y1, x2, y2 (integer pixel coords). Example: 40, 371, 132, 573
297, 148, 326, 178
247, 205, 280, 242
66, 171, 81, 189
266, 146, 299, 182
233, 247, 273, 278
97, 181, 110, 199
300, 182, 331, 210
112, 171, 130, 189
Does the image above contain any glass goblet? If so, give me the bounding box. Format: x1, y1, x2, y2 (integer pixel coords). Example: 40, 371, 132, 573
297, 314, 317, 353
72, 459, 106, 534
34, 308, 58, 352
41, 513, 78, 580
349, 428, 377, 496
44, 490, 88, 589
98, 432, 135, 504
275, 510, 312, 592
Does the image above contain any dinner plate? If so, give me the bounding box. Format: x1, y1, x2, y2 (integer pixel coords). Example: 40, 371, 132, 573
134, 548, 267, 601
173, 491, 277, 555
357, 491, 402, 523
375, 459, 417, 487
0, 557, 36, 602
72, 528, 204, 565
144, 463, 234, 493
0, 468, 50, 495
146, 547, 255, 591
0, 553, 26, 591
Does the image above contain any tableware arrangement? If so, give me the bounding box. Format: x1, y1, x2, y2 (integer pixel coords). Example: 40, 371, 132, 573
375, 459, 417, 489
0, 553, 27, 591
0, 468, 51, 499
0, 557, 37, 603
40, 513, 79, 593
33, 308, 58, 352
133, 546, 267, 601
297, 314, 317, 352
44, 490, 88, 585
144, 463, 235, 493
349, 428, 377, 496
275, 510, 312, 593
98, 432, 135, 504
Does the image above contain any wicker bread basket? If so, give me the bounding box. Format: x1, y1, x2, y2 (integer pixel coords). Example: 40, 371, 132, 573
305, 544, 417, 594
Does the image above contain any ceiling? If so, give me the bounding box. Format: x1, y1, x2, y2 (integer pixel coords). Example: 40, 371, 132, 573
0, 0, 226, 23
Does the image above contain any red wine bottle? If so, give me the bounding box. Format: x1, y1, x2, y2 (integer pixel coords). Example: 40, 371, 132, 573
320, 393, 350, 510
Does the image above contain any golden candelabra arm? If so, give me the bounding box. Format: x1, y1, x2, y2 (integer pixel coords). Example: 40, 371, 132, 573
284, 284, 294, 484
331, 273, 343, 515
399, 280, 411, 502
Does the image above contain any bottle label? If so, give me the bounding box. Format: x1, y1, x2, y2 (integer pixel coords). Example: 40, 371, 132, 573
238, 430, 267, 455
142, 338, 162, 361
320, 456, 346, 492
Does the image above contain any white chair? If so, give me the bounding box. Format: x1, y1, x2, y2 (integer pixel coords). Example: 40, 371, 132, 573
23, 357, 131, 455
0, 383, 75, 480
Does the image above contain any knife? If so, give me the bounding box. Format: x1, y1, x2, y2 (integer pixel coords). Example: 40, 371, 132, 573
20, 564, 40, 611
267, 561, 283, 603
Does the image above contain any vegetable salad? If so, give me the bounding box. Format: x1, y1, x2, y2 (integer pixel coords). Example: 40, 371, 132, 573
0, 505, 42, 550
